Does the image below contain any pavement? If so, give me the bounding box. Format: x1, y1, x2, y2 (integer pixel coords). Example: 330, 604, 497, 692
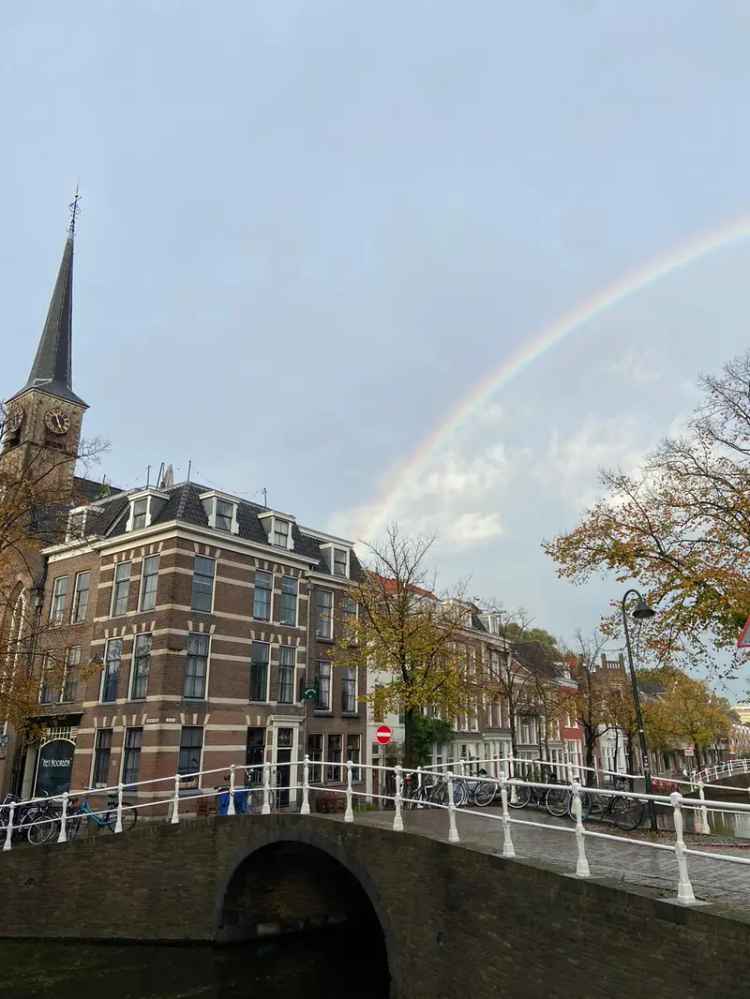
353, 804, 750, 913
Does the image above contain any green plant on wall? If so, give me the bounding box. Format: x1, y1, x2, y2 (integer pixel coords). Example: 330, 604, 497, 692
410, 716, 453, 767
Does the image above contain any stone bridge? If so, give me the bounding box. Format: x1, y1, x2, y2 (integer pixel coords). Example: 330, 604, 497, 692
1, 814, 749, 999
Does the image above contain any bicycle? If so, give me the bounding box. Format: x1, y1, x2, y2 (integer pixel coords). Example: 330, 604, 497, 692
1, 791, 59, 845
576, 784, 645, 831
67, 795, 138, 838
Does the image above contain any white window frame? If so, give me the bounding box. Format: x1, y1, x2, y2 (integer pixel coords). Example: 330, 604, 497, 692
100, 637, 124, 704
185, 632, 211, 700
315, 588, 334, 641
199, 491, 240, 535
130, 632, 153, 700
278, 645, 296, 705
258, 510, 296, 551
70, 570, 91, 624
66, 506, 88, 541
125, 489, 169, 533
276, 575, 299, 627
139, 554, 160, 611
249, 640, 271, 703
341, 665, 358, 714
321, 544, 350, 578
49, 575, 68, 626
191, 555, 216, 614
110, 561, 132, 618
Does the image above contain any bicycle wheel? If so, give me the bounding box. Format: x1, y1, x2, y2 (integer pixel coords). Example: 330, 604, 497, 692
508, 783, 531, 809
119, 803, 138, 832
66, 815, 83, 841
611, 795, 644, 832
27, 811, 57, 846
545, 787, 572, 818
473, 779, 497, 807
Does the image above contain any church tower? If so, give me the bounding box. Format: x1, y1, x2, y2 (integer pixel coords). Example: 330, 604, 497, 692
2, 205, 88, 498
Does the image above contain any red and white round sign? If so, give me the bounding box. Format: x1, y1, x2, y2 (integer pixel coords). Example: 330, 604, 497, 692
375, 725, 392, 745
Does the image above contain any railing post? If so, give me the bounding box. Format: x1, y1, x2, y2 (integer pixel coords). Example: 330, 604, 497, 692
344, 759, 354, 823
417, 766, 423, 807
114, 782, 124, 834
170, 773, 180, 825
300, 754, 311, 815
262, 762, 271, 815
571, 781, 590, 877
671, 791, 696, 904
3, 801, 14, 851
392, 765, 404, 832
57, 792, 69, 844
447, 772, 460, 844
499, 774, 515, 858
227, 764, 236, 816
697, 780, 709, 835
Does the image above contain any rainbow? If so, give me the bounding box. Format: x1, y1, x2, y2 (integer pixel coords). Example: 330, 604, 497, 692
363, 213, 750, 540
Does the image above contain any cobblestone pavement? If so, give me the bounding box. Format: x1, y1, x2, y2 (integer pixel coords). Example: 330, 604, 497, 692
354, 805, 750, 911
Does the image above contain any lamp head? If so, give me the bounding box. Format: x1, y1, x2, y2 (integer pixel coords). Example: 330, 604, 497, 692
632, 597, 655, 621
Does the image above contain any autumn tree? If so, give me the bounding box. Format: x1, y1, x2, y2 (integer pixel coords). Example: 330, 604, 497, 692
543, 353, 750, 671
330, 525, 475, 769
643, 668, 734, 769
0, 405, 105, 732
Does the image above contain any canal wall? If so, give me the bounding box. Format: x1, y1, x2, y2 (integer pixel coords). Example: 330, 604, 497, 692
0, 814, 749, 999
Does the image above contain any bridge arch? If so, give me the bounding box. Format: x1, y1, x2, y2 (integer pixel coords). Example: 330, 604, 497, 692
215, 829, 393, 986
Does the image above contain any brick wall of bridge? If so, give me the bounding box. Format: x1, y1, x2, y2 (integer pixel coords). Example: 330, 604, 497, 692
1, 815, 749, 999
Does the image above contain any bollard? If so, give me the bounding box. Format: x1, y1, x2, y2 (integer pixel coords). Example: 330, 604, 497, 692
227, 764, 236, 816
670, 791, 697, 904
262, 762, 271, 815
171, 774, 180, 825
393, 765, 404, 832
571, 781, 590, 877
57, 792, 69, 844
446, 772, 460, 844
344, 760, 354, 823
499, 775, 515, 858
114, 782, 124, 834
3, 801, 14, 851
300, 754, 311, 815
697, 780, 709, 835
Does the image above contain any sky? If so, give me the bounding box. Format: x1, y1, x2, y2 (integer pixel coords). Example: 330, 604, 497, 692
4, 2, 750, 696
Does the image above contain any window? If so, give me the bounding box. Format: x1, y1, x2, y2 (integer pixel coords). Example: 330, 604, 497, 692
341, 667, 356, 713
191, 556, 215, 613
71, 571, 90, 623
250, 641, 269, 702
140, 555, 159, 611
315, 589, 333, 640
307, 734, 322, 783
178, 726, 203, 776
50, 576, 68, 625
185, 633, 209, 699
277, 575, 298, 626
273, 519, 290, 548
326, 734, 342, 782
111, 562, 131, 617
122, 727, 143, 786
67, 509, 86, 541
215, 499, 234, 532
333, 547, 348, 577
131, 497, 148, 531
61, 646, 80, 702
373, 685, 385, 723
316, 660, 331, 710
93, 729, 112, 786
347, 734, 361, 782
101, 638, 122, 702
279, 646, 295, 704
253, 570, 272, 620
131, 633, 152, 699
341, 596, 357, 638
246, 727, 265, 786
39, 656, 55, 704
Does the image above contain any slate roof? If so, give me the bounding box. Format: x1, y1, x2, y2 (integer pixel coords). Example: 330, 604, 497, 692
10, 234, 87, 408
97, 480, 361, 575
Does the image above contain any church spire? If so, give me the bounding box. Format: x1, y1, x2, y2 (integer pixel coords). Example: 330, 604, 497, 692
12, 194, 87, 408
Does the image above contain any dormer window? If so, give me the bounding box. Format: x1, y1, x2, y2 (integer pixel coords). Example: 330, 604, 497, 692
199, 491, 239, 534
258, 510, 296, 550
126, 489, 168, 533
333, 547, 348, 578
273, 519, 290, 548
66, 507, 88, 541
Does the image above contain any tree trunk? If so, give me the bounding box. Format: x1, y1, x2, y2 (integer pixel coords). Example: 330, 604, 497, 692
403, 708, 419, 771
693, 744, 703, 770
585, 735, 596, 787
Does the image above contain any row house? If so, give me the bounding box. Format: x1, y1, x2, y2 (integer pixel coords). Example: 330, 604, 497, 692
0, 217, 367, 808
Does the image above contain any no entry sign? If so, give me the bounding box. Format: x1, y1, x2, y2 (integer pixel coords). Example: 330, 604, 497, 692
375, 725, 392, 745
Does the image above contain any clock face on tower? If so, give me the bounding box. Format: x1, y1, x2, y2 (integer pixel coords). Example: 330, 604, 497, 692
44, 408, 71, 435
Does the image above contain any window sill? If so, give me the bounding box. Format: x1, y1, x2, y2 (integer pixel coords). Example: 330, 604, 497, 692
315, 636, 334, 645
341, 711, 360, 718
313, 710, 333, 717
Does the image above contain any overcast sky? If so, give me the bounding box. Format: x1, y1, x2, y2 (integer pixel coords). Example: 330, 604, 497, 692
4, 3, 750, 696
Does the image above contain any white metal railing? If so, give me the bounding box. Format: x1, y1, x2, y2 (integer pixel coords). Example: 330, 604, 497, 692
3, 755, 750, 906
690, 759, 750, 788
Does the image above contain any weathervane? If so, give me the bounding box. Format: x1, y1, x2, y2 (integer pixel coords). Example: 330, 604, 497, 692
68, 185, 81, 235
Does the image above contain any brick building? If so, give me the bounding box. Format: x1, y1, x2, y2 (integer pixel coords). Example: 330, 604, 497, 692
0, 220, 367, 807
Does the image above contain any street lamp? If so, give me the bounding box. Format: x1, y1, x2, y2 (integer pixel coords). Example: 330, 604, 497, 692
621, 588, 657, 831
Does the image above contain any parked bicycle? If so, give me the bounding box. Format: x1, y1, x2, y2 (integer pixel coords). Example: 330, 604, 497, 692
576, 785, 645, 831
0, 791, 61, 846
67, 795, 138, 838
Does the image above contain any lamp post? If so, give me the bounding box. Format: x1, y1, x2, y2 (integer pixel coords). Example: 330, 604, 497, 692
621, 588, 657, 832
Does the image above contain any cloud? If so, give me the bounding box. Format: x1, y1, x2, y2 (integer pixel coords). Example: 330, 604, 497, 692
606, 349, 663, 386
